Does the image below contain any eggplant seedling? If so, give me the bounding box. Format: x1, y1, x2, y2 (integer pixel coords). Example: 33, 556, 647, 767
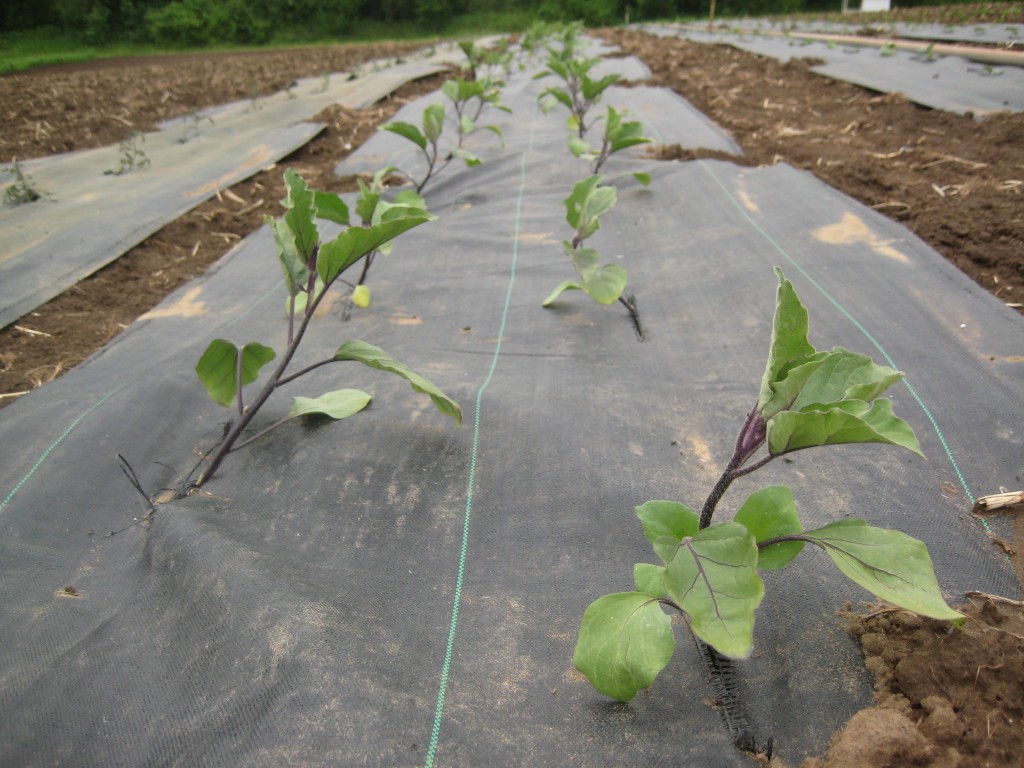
104, 131, 150, 176
189, 169, 461, 490
573, 268, 963, 702
568, 105, 652, 178
536, 51, 620, 139
544, 175, 640, 333
382, 77, 507, 193
3, 159, 48, 206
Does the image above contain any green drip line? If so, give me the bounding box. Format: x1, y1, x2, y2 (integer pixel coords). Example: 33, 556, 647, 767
424, 113, 538, 768
1, 389, 120, 514
696, 160, 977, 509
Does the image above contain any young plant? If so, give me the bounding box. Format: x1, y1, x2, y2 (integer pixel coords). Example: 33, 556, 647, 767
381, 77, 507, 193
104, 131, 150, 176
573, 267, 963, 702
189, 169, 461, 490
544, 175, 640, 331
568, 105, 652, 178
3, 159, 48, 206
536, 51, 619, 138
343, 166, 429, 309
179, 108, 215, 144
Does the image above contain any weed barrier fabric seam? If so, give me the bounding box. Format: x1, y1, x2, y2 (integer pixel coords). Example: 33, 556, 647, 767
424, 107, 538, 768
696, 161, 975, 504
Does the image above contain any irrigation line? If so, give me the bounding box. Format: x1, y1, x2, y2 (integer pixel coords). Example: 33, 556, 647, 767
424, 107, 539, 768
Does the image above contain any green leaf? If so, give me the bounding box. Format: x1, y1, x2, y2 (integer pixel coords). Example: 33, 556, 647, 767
268, 215, 307, 296
483, 124, 505, 147
734, 486, 805, 570
332, 340, 462, 427
352, 284, 371, 308
573, 593, 674, 701
394, 189, 426, 209
636, 500, 700, 546
452, 148, 482, 167
762, 348, 904, 421
280, 169, 319, 264
633, 172, 651, 187
567, 245, 627, 305
767, 398, 923, 457
195, 339, 276, 408
442, 80, 459, 101
633, 563, 668, 597
313, 191, 350, 226
289, 389, 371, 420
758, 267, 815, 413
804, 519, 965, 623
459, 114, 475, 136
542, 280, 582, 306
564, 176, 616, 241
318, 205, 435, 284
581, 72, 619, 102
541, 87, 573, 111
355, 178, 380, 225
662, 522, 764, 659
382, 121, 426, 150
568, 136, 591, 158
423, 103, 445, 144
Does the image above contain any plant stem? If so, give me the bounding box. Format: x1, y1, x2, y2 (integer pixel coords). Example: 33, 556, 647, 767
698, 404, 767, 529
193, 273, 337, 489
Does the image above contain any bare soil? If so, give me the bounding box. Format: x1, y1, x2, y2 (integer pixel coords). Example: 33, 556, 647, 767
0, 16, 1021, 767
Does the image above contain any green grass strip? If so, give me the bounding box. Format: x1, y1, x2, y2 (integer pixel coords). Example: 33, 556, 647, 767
424, 111, 538, 768
697, 160, 975, 506
1, 389, 120, 513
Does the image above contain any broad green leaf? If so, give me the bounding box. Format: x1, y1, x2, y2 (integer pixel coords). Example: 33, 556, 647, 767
355, 178, 380, 225
636, 500, 700, 546
332, 340, 462, 427
318, 205, 435, 284
394, 189, 426, 209
195, 339, 276, 408
573, 592, 674, 701
763, 348, 904, 420
280, 169, 319, 264
459, 114, 475, 136
733, 486, 805, 570
581, 263, 627, 305
767, 398, 923, 457
804, 519, 964, 623
758, 267, 815, 412
582, 72, 619, 102
568, 136, 591, 158
633, 172, 651, 187
352, 284, 371, 308
564, 177, 616, 241
423, 103, 445, 144
442, 79, 459, 101
542, 280, 582, 306
542, 87, 573, 111
268, 215, 307, 295
663, 523, 764, 659
289, 389, 371, 420
633, 563, 668, 597
382, 121, 426, 150
313, 191, 350, 226
452, 148, 482, 167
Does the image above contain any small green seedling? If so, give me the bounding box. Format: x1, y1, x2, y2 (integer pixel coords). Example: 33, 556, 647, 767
544, 175, 640, 331
382, 76, 507, 193
179, 108, 215, 144
569, 105, 652, 178
536, 51, 620, 139
3, 159, 49, 206
342, 166, 429, 308
573, 268, 963, 702
880, 42, 897, 57
189, 169, 461, 489
104, 130, 150, 176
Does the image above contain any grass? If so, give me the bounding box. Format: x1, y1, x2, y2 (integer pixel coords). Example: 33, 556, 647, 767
0, 11, 534, 76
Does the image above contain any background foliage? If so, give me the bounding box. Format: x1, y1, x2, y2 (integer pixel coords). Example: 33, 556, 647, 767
2, 0, 991, 46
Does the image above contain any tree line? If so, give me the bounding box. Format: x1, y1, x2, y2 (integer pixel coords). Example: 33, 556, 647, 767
1, 0, 960, 45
